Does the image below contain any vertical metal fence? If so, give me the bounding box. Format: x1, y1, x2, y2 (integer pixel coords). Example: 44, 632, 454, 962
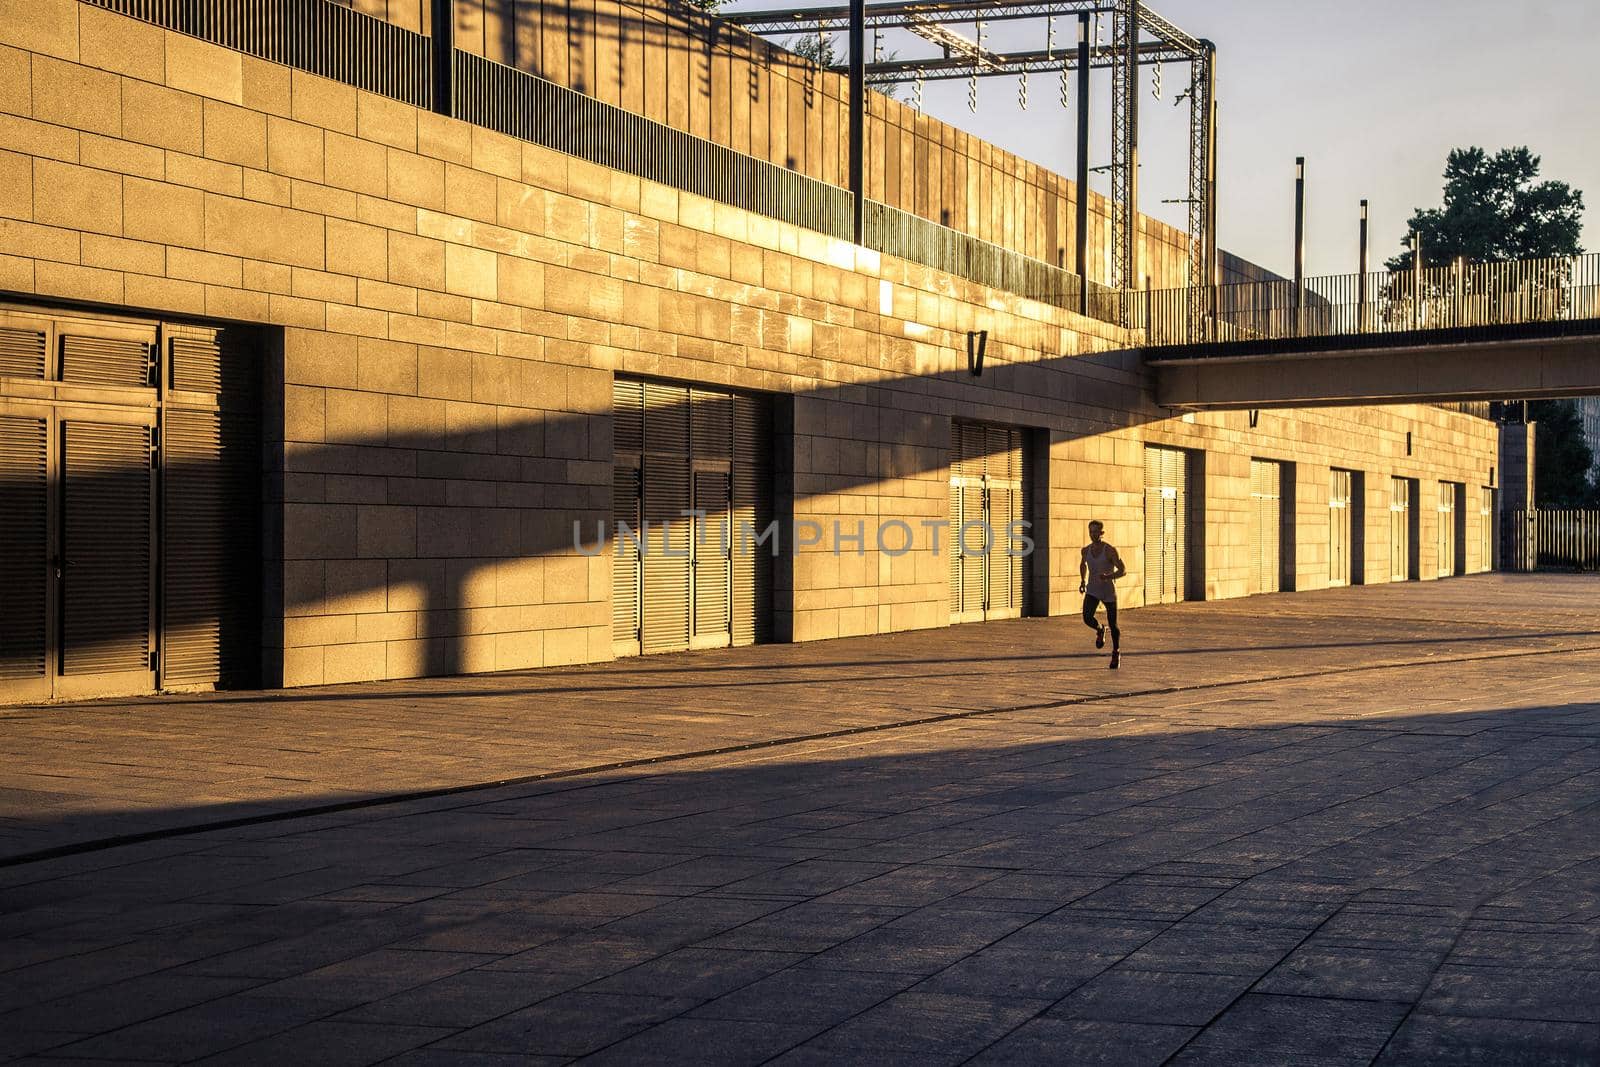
84, 0, 433, 107
1140, 253, 1600, 348
1501, 509, 1600, 573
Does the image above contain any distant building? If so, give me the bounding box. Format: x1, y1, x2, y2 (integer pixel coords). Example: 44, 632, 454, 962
1578, 398, 1600, 483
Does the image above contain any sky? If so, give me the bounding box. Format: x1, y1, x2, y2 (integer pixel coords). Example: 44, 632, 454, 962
725, 0, 1599, 278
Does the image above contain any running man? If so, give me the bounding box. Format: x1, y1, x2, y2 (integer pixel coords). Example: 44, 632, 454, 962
1079, 520, 1126, 669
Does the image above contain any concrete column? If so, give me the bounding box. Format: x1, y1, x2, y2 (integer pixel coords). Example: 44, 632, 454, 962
1499, 421, 1536, 513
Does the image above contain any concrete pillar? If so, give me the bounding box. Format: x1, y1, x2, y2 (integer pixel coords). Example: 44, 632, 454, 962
1499, 421, 1536, 513
1499, 420, 1536, 572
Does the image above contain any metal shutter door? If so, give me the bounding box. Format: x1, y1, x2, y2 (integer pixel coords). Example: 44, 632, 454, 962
161, 327, 260, 688
730, 393, 771, 646
956, 423, 985, 619
691, 470, 731, 645
612, 464, 641, 649
1390, 477, 1409, 581
1329, 469, 1351, 586
641, 382, 690, 654
949, 425, 964, 616
980, 426, 1026, 618
1264, 462, 1281, 594
0, 320, 48, 380
612, 378, 645, 653
1008, 430, 1027, 613
1248, 461, 1265, 594
61, 421, 152, 675
1446, 483, 1459, 575
60, 330, 154, 388
1144, 446, 1186, 605
1144, 447, 1165, 605
0, 414, 48, 685
1480, 487, 1494, 572
1169, 448, 1187, 603
161, 410, 225, 686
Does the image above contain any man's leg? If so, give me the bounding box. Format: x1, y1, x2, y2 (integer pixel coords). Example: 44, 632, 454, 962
1105, 601, 1121, 650
1082, 595, 1105, 647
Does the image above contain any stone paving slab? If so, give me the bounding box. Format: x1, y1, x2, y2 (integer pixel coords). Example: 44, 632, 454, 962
5, 574, 1600, 863
0, 575, 1598, 1062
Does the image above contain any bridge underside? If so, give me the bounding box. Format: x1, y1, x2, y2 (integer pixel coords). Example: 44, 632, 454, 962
1152, 332, 1600, 411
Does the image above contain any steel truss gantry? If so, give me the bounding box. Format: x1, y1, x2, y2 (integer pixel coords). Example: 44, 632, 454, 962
726, 0, 1216, 330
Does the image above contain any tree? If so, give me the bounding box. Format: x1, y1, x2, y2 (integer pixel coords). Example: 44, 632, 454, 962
787, 33, 902, 100
1528, 400, 1599, 507
1387, 147, 1584, 270
681, 0, 726, 11
1390, 149, 1591, 506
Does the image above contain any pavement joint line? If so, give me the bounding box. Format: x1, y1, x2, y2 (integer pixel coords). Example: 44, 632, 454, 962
6, 639, 1600, 871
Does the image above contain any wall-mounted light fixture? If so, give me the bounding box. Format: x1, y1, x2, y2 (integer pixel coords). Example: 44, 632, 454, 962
1248, 409, 1260, 429
967, 330, 988, 377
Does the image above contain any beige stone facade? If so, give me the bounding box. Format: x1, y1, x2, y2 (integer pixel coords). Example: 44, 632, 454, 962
0, 0, 1500, 696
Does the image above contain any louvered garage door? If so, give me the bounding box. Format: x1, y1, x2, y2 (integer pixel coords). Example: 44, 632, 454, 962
1437, 481, 1457, 578
61, 419, 154, 689
1390, 477, 1411, 581
615, 378, 771, 656
0, 414, 49, 699
1249, 459, 1282, 595
950, 420, 1028, 623
1144, 446, 1188, 605
161, 325, 261, 689
1479, 487, 1495, 572
0, 308, 260, 704
1329, 469, 1354, 587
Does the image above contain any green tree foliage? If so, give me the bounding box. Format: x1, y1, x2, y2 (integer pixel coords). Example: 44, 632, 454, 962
789, 32, 839, 67
1392, 148, 1591, 506
786, 33, 902, 99
1528, 400, 1599, 507
1387, 147, 1584, 270
681, 0, 726, 11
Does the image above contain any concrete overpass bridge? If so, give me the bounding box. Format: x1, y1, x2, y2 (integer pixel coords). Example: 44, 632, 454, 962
1140, 253, 1600, 410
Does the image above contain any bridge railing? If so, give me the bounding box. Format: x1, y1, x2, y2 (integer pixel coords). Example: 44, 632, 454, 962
1139, 252, 1600, 349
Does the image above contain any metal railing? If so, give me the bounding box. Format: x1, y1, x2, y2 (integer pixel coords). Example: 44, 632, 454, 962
1140, 253, 1600, 350
1502, 509, 1600, 573
85, 0, 1127, 327
863, 202, 1119, 318
85, 0, 432, 107
453, 51, 855, 243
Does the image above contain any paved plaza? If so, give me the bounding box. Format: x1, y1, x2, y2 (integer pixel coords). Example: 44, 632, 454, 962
2, 574, 1599, 1064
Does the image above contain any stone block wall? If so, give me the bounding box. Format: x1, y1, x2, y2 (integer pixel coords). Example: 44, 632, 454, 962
0, 0, 1500, 690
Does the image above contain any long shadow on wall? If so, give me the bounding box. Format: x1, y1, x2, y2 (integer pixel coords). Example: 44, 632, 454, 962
0, 332, 1171, 697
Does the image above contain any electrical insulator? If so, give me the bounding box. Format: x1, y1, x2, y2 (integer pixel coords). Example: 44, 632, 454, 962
1059, 64, 1070, 109
1152, 64, 1162, 100
914, 72, 925, 113
1019, 71, 1028, 110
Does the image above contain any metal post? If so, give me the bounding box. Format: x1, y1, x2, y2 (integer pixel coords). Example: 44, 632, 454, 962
431, 0, 454, 116
1293, 156, 1305, 337
1412, 230, 1423, 331
1204, 48, 1218, 331
849, 0, 865, 244
1075, 12, 1090, 314
1126, 0, 1140, 299
1357, 199, 1368, 332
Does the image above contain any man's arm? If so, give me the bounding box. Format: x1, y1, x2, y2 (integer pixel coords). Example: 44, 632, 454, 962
1109, 548, 1127, 581
1078, 553, 1087, 592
